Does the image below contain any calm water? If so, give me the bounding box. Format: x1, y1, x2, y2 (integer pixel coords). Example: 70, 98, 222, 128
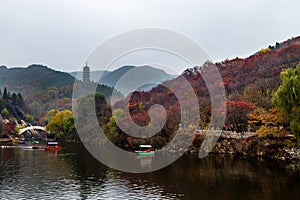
1, 143, 300, 200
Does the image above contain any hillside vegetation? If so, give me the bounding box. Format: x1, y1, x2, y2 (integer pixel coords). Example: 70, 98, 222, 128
102, 36, 300, 148
0, 64, 115, 118
0, 88, 32, 136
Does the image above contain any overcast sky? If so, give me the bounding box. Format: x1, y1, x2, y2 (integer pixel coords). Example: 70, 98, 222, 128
0, 0, 299, 73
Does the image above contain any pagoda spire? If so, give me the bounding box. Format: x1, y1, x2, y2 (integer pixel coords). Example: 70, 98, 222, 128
83, 62, 90, 82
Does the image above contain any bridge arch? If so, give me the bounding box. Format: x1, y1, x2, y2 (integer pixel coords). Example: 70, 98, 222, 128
18, 126, 49, 138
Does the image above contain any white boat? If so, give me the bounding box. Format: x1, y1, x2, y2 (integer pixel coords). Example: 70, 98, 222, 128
135, 145, 155, 156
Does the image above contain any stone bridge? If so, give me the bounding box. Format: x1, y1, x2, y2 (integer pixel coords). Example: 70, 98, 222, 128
18, 126, 49, 138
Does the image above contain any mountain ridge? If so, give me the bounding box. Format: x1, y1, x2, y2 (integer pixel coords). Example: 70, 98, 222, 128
0, 64, 115, 117
70, 65, 176, 94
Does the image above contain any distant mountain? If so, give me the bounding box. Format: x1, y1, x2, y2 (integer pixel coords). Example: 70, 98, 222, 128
69, 70, 110, 83
0, 64, 114, 96
0, 65, 75, 93
70, 65, 176, 94
0, 64, 115, 117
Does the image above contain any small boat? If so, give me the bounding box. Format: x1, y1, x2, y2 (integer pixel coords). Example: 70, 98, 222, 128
135, 145, 155, 156
32, 141, 41, 149
18, 138, 26, 145
45, 141, 60, 151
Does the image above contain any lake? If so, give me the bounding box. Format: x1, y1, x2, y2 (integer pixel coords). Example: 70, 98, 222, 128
1, 143, 300, 199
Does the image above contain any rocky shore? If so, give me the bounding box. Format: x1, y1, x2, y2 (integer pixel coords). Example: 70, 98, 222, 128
190, 131, 300, 161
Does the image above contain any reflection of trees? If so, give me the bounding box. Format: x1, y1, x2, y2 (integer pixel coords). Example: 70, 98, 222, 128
0, 144, 109, 199
0, 148, 21, 186
121, 155, 300, 200
2, 146, 300, 199
61, 143, 108, 199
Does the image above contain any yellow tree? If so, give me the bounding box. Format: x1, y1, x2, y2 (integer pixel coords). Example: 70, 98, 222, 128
46, 110, 74, 138
273, 63, 300, 140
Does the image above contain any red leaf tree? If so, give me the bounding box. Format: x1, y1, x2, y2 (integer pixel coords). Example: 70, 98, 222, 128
226, 101, 255, 132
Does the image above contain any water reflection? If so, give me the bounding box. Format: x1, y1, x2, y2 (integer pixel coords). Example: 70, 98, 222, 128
1, 143, 300, 199
136, 155, 154, 169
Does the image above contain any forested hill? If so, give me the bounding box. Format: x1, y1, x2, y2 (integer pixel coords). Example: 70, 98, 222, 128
0, 64, 115, 117
0, 64, 113, 96
112, 36, 300, 141
0, 64, 74, 92
216, 36, 300, 106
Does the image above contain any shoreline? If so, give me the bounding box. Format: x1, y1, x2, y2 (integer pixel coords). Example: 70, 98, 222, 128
188, 132, 300, 161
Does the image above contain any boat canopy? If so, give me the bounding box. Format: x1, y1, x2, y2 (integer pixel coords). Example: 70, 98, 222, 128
139, 145, 152, 148
48, 142, 58, 145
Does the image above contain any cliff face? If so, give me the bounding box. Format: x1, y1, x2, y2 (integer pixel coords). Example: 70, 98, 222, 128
0, 89, 30, 121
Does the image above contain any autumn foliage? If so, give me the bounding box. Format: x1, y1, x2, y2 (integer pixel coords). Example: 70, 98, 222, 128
103, 37, 300, 141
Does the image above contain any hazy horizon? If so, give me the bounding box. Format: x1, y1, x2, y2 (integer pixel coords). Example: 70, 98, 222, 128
0, 63, 181, 75
1, 0, 300, 72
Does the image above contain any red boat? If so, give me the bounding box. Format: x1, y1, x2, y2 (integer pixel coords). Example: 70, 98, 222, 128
45, 141, 60, 151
